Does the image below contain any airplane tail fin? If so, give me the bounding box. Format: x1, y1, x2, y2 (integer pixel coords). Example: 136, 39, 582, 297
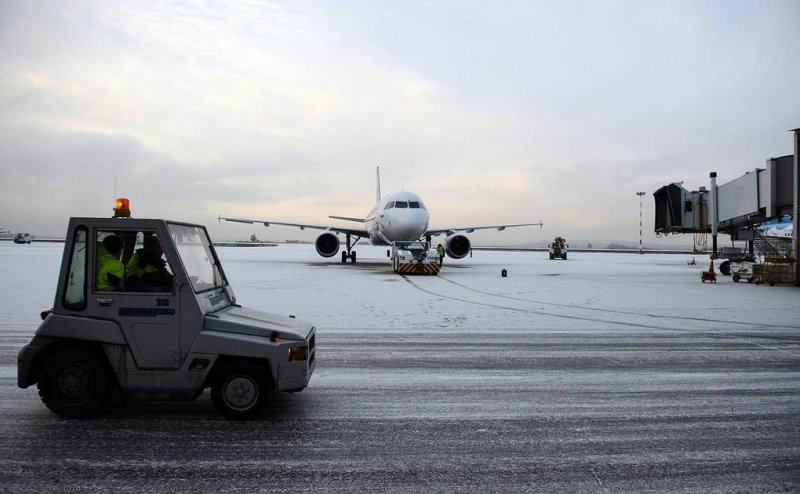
376, 166, 382, 204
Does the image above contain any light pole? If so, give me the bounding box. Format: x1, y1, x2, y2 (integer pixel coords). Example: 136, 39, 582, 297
636, 192, 646, 254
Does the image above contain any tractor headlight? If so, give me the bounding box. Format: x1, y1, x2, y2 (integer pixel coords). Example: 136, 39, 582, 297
289, 345, 308, 362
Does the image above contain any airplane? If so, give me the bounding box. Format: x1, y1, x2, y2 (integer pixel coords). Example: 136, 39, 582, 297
220, 167, 543, 263
759, 216, 793, 238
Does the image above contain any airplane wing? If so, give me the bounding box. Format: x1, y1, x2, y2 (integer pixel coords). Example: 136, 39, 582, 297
328, 215, 366, 223
426, 221, 543, 236
219, 216, 368, 238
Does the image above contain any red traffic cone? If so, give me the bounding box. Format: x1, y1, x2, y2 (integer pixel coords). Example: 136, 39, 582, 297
701, 258, 717, 283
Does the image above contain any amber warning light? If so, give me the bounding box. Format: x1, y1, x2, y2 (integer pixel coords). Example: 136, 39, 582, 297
113, 197, 131, 218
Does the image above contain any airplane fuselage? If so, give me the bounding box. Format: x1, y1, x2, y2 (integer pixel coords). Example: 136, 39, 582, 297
365, 191, 430, 245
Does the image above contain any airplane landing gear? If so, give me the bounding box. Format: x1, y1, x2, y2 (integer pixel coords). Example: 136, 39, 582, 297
341, 234, 359, 263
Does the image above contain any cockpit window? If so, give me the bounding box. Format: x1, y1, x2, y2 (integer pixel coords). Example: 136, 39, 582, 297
386, 199, 426, 210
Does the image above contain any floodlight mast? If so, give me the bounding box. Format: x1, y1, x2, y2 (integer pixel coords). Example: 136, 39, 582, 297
636, 192, 646, 254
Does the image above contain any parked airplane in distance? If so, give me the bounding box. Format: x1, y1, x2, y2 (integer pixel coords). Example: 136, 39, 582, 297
220, 168, 543, 263
759, 216, 793, 238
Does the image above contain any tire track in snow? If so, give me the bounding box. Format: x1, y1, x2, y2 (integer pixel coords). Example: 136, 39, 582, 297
437, 274, 798, 331
400, 275, 800, 359
401, 276, 690, 332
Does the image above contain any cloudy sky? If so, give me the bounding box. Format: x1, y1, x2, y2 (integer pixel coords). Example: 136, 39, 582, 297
1, 0, 798, 246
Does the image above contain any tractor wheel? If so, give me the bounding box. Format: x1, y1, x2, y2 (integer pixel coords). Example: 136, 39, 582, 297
37, 346, 114, 418
211, 362, 271, 420
732, 274, 740, 283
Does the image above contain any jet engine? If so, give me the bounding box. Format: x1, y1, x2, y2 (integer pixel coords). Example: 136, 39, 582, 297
445, 234, 471, 259
315, 232, 340, 258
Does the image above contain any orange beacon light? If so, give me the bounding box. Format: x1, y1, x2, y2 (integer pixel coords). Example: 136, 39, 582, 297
113, 197, 131, 218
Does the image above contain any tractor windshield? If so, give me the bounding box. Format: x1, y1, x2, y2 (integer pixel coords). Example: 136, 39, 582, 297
168, 223, 225, 293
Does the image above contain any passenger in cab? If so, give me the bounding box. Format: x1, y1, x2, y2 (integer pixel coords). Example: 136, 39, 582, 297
96, 235, 124, 291
126, 236, 173, 291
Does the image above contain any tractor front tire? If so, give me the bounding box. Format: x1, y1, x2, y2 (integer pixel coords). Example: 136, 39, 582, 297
211, 362, 272, 420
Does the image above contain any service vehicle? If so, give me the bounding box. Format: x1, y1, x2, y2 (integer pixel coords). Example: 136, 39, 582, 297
391, 240, 440, 275
14, 232, 32, 244
715, 247, 755, 276
548, 236, 568, 260
17, 199, 315, 420
730, 261, 756, 283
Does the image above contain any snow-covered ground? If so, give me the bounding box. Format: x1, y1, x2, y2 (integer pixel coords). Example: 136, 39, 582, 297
2, 241, 799, 492
1, 241, 798, 337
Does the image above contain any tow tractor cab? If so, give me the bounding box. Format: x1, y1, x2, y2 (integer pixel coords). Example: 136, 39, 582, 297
390, 240, 440, 275
17, 199, 315, 420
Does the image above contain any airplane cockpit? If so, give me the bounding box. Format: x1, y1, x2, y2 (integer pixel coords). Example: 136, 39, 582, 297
384, 201, 427, 210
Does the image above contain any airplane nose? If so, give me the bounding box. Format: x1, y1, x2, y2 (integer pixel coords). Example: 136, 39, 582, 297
392, 210, 428, 239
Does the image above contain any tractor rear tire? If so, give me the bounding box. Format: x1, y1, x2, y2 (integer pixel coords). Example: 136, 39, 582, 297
38, 346, 114, 418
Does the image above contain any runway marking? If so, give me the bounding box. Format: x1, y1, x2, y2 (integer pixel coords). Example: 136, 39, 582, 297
400, 275, 800, 359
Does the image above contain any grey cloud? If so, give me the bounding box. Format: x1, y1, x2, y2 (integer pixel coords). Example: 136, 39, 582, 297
0, 125, 296, 232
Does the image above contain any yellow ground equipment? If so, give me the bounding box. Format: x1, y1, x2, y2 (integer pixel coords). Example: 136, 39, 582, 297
391, 241, 440, 275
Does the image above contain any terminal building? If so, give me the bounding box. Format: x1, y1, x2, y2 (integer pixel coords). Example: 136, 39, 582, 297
653, 128, 798, 285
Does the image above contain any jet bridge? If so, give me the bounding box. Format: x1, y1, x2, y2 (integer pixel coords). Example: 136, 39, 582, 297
653, 128, 799, 284
654, 155, 794, 235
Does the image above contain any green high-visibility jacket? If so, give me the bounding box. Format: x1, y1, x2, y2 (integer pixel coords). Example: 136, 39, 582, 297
96, 244, 124, 291
126, 252, 160, 279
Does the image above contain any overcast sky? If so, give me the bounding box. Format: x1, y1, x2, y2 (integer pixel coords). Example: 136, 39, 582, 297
1, 0, 798, 246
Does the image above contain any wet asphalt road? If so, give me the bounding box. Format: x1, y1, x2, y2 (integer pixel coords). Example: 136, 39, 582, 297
2, 326, 800, 493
